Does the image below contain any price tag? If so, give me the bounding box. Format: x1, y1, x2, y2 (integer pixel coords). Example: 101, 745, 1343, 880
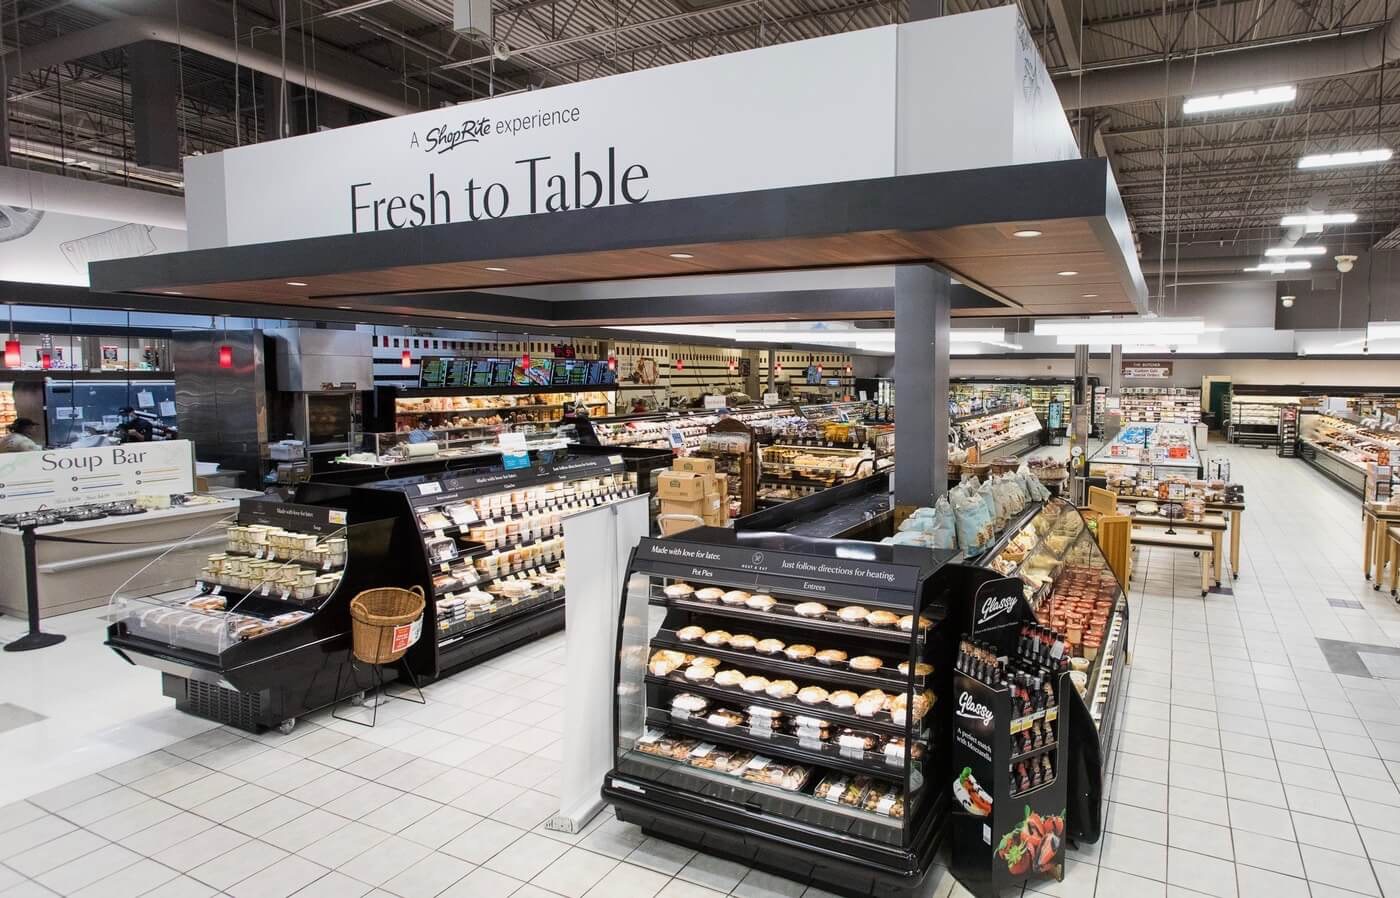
280, 589, 291, 601
261, 583, 271, 595
323, 559, 333, 571
211, 585, 222, 596
195, 581, 205, 592
419, 482, 443, 496
434, 529, 445, 540
255, 548, 265, 559
267, 549, 276, 561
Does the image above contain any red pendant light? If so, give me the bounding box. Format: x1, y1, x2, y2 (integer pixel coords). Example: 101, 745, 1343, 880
401, 349, 412, 368
775, 361, 783, 374
727, 358, 737, 373
607, 354, 617, 371
816, 363, 823, 375
522, 351, 531, 369
675, 356, 684, 371
40, 352, 52, 370
218, 345, 234, 368
845, 363, 852, 375
3, 340, 19, 369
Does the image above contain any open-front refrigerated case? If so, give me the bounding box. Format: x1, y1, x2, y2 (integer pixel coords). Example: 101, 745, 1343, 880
953, 407, 1043, 461
1086, 423, 1202, 481
1300, 412, 1400, 494
605, 529, 952, 898
105, 498, 399, 733
962, 498, 1129, 854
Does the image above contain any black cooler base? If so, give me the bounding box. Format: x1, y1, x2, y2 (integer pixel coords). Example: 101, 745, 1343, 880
604, 784, 945, 898
436, 600, 565, 675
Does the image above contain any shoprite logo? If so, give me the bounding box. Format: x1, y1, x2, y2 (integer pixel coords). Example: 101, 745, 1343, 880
421, 118, 491, 155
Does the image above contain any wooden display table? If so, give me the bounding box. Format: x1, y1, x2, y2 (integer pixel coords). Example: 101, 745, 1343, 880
1364, 502, 1400, 584
1117, 503, 1229, 584
1131, 528, 1216, 596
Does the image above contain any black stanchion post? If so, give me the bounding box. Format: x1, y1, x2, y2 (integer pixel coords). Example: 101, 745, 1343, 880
4, 524, 66, 652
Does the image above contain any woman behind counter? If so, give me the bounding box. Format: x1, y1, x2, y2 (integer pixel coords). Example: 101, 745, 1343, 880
0, 418, 41, 452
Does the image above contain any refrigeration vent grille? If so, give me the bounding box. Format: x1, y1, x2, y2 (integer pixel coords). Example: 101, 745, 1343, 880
186, 680, 263, 730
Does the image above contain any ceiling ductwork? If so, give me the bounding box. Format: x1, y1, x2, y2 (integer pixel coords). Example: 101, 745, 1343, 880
1056, 13, 1400, 109
1, 15, 421, 118
0, 166, 184, 229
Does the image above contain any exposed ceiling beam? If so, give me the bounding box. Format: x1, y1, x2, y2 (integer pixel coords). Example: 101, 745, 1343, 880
1044, 0, 1084, 71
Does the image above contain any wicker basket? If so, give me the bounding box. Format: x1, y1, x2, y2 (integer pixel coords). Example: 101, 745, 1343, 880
349, 586, 425, 665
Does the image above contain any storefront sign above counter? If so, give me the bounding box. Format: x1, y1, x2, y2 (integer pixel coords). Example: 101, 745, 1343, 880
377, 453, 626, 508
1122, 361, 1173, 379
183, 6, 1077, 250
0, 440, 195, 513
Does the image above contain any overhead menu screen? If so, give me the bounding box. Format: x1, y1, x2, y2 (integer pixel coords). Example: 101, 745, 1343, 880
469, 359, 495, 387
490, 360, 515, 386
418, 357, 448, 389
584, 361, 609, 385
551, 361, 577, 385
516, 359, 554, 386
444, 358, 472, 387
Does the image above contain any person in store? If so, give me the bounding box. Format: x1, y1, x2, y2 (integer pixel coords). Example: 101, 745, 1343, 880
407, 415, 437, 444
561, 403, 600, 446
0, 417, 41, 452
115, 407, 154, 443
630, 397, 649, 414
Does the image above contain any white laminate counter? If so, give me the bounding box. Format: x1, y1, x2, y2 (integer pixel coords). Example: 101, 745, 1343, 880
0, 492, 256, 619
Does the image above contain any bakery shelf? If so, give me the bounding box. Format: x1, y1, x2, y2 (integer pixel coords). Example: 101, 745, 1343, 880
644, 672, 925, 738
651, 594, 930, 644
651, 709, 922, 780
650, 631, 929, 693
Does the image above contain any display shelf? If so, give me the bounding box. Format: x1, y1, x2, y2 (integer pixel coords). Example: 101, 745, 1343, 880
953, 407, 1043, 458
1229, 396, 1301, 446
1111, 387, 1201, 424
606, 528, 951, 898
362, 453, 633, 675
106, 497, 400, 733
1087, 423, 1201, 479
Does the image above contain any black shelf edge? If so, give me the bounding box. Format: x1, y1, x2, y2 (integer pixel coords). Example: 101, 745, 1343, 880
651, 710, 919, 781
652, 596, 934, 643
1009, 741, 1058, 764
651, 633, 928, 694
645, 673, 926, 738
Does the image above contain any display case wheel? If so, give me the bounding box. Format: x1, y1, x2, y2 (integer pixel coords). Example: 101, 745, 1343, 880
277, 718, 296, 735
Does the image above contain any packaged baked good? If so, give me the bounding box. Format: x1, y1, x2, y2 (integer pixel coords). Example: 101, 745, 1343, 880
814, 774, 872, 807
741, 675, 770, 693
728, 634, 758, 651
419, 510, 451, 531
649, 656, 680, 676
837, 605, 870, 623
741, 756, 813, 791
837, 729, 880, 752
898, 615, 932, 633
671, 693, 709, 714
745, 594, 777, 611
815, 649, 848, 666
828, 690, 859, 709
754, 638, 786, 655
766, 679, 798, 699
797, 686, 829, 705
714, 669, 745, 688
691, 656, 720, 668
890, 690, 934, 725
883, 737, 925, 763
793, 602, 828, 618
634, 728, 672, 755
862, 784, 905, 818
684, 664, 716, 682
664, 582, 696, 598
702, 630, 732, 647
897, 661, 934, 677
784, 644, 816, 661
850, 656, 884, 673
855, 690, 889, 718
720, 590, 751, 606
866, 610, 899, 628
694, 587, 725, 603
704, 708, 745, 728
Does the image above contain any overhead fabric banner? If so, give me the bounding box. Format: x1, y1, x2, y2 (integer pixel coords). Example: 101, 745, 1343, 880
0, 440, 196, 513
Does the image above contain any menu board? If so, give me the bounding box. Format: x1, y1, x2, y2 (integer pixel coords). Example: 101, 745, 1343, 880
585, 361, 609, 385
469, 359, 495, 387
517, 359, 554, 386
490, 360, 515, 386
551, 360, 578, 385
444, 359, 471, 387
419, 357, 449, 389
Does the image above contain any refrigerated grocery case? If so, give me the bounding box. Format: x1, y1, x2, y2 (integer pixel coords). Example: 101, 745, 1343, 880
952, 407, 1043, 461
604, 529, 953, 898
1298, 411, 1400, 495
1086, 422, 1202, 481
1227, 392, 1302, 446
105, 497, 399, 733
1107, 387, 1201, 424
960, 498, 1129, 862
354, 453, 635, 675
370, 383, 615, 434
593, 404, 801, 451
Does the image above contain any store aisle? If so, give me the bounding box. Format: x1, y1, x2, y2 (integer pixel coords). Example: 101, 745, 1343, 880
4, 447, 1400, 898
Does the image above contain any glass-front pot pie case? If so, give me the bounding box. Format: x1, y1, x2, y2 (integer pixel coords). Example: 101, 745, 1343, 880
604, 528, 956, 898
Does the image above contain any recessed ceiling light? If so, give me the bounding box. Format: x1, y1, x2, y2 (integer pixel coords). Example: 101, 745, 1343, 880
1280, 212, 1357, 230
1098, 308, 1113, 313
286, 281, 308, 287
1183, 84, 1295, 115
337, 306, 352, 310
1265, 245, 1327, 257
1244, 261, 1312, 272
162, 290, 183, 295
1081, 293, 1099, 299
669, 252, 696, 259
1012, 229, 1042, 238
1057, 271, 1078, 277
484, 266, 509, 272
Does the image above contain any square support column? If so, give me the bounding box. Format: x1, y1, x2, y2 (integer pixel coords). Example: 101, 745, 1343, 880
893, 264, 950, 511
129, 42, 180, 171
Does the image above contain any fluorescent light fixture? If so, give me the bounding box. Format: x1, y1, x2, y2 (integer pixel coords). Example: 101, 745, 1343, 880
1298, 148, 1392, 169
989, 341, 1023, 351
1183, 85, 1295, 115
1055, 333, 1199, 347
1012, 230, 1042, 238
286, 281, 308, 286
669, 252, 696, 259
1034, 318, 1204, 340
1243, 261, 1312, 272
1056, 270, 1078, 277
1367, 322, 1400, 340
1280, 212, 1357, 231
1265, 245, 1327, 257
484, 266, 509, 272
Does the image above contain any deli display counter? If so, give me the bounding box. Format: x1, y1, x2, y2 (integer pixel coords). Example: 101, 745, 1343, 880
952, 406, 1043, 460
1086, 422, 1202, 480
1299, 411, 1400, 495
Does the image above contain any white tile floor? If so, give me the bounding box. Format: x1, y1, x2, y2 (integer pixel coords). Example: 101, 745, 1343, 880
2, 442, 1398, 898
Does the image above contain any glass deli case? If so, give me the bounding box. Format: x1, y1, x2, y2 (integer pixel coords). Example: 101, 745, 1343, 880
605, 529, 952, 898
1087, 422, 1202, 480
1300, 412, 1400, 494
952, 407, 1043, 459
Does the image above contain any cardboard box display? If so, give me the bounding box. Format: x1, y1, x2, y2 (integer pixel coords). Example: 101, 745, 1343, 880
704, 473, 728, 496
660, 516, 701, 535
657, 470, 707, 501
661, 495, 723, 518
675, 456, 716, 475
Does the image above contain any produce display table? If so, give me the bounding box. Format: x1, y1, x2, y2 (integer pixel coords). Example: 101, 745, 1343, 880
1118, 504, 1229, 583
